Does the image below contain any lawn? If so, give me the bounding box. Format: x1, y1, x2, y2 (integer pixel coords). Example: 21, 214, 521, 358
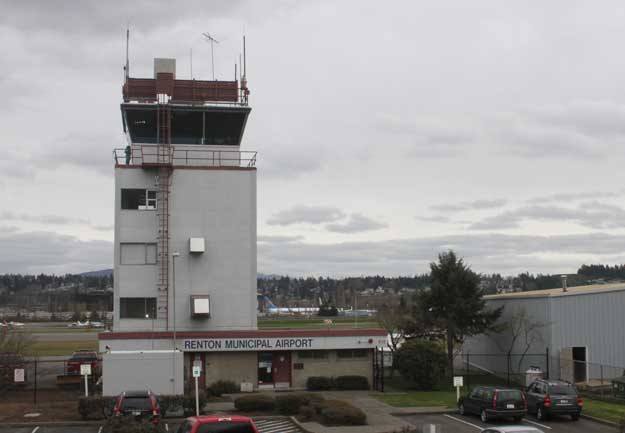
27, 340, 98, 356
375, 391, 458, 408
258, 317, 380, 329
583, 398, 625, 424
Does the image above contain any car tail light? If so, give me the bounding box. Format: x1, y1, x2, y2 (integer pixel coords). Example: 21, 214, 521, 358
577, 397, 583, 407
493, 391, 498, 410
543, 395, 552, 408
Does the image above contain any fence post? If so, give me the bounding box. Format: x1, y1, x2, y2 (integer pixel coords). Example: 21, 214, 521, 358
545, 348, 550, 380
600, 365, 604, 398
506, 353, 511, 386
381, 346, 385, 393
466, 353, 470, 390
33, 359, 37, 406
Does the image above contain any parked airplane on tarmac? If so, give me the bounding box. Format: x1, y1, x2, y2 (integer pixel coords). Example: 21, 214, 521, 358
67, 320, 105, 328
0, 320, 25, 329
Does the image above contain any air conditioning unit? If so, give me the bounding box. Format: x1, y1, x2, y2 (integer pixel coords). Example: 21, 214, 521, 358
189, 237, 205, 253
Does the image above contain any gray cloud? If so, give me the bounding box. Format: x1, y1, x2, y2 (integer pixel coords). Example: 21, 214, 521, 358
431, 199, 507, 213
0, 211, 112, 232
415, 215, 452, 223
258, 235, 304, 243
325, 213, 388, 233
469, 203, 625, 230
0, 231, 112, 274
527, 190, 625, 204
258, 232, 625, 276
267, 205, 345, 226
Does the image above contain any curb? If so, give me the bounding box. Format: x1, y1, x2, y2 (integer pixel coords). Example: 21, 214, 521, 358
391, 409, 455, 416
581, 413, 620, 428
290, 415, 316, 433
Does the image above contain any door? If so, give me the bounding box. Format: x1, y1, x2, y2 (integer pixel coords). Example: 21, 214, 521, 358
258, 352, 274, 386
272, 352, 291, 388
572, 347, 587, 383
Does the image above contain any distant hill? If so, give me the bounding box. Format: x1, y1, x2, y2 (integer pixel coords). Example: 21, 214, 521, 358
79, 269, 113, 277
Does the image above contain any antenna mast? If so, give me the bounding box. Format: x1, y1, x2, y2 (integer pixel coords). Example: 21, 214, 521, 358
202, 32, 220, 80
125, 27, 130, 82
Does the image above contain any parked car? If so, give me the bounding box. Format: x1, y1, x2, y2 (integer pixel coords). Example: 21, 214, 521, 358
113, 390, 161, 424
481, 427, 545, 433
66, 349, 99, 375
176, 416, 259, 433
459, 386, 526, 422
526, 379, 582, 421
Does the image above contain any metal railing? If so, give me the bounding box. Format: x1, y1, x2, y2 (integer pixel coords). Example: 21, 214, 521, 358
114, 145, 257, 168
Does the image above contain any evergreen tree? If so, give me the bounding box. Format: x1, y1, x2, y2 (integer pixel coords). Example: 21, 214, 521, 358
418, 250, 503, 375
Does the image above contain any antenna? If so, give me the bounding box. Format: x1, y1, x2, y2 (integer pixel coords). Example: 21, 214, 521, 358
235, 63, 237, 81
125, 26, 130, 81
202, 32, 220, 80
243, 35, 247, 78
190, 48, 193, 79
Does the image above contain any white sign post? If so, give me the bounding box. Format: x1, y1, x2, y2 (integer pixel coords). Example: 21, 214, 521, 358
192, 365, 201, 416
81, 364, 92, 397
453, 376, 464, 402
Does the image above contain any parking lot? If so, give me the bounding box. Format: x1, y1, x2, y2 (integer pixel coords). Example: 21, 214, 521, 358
405, 413, 618, 433
0, 417, 304, 433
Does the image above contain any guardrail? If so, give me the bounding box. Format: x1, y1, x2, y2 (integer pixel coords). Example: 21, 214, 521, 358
114, 145, 257, 168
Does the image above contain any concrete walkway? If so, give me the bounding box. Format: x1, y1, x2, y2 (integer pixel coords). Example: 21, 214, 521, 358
207, 390, 452, 433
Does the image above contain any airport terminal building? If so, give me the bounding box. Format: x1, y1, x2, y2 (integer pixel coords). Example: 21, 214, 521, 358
99, 56, 386, 395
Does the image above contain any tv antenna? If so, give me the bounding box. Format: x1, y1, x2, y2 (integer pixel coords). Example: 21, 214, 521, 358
202, 32, 220, 80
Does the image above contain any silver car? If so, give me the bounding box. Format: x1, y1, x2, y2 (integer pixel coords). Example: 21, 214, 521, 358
481, 426, 545, 433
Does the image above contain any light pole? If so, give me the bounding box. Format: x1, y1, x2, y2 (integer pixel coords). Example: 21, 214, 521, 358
146, 313, 154, 349
171, 251, 180, 394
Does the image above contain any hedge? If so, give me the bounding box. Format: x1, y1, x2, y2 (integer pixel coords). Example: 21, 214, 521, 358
394, 339, 447, 390
320, 402, 366, 426
306, 376, 334, 391
275, 393, 325, 415
234, 394, 276, 412
159, 393, 207, 417
335, 375, 369, 390
207, 380, 239, 396
78, 396, 111, 420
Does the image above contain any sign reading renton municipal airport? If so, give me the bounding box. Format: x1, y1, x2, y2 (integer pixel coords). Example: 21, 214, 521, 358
182, 336, 386, 352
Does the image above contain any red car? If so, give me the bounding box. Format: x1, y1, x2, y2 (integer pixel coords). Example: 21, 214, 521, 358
113, 390, 161, 424
66, 350, 99, 376
176, 416, 259, 433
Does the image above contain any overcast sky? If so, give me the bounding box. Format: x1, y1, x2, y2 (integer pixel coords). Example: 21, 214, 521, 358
2, 0, 625, 276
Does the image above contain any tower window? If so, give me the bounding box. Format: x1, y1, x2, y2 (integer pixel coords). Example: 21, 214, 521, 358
120, 243, 157, 265
121, 189, 157, 210
120, 297, 156, 319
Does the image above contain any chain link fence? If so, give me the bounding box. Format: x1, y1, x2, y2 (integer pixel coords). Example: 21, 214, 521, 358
0, 357, 102, 405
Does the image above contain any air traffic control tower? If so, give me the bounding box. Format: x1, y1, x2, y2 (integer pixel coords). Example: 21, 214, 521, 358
101, 55, 385, 396
112, 57, 256, 333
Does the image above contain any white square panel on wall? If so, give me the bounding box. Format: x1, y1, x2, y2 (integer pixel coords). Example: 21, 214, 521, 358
189, 237, 205, 253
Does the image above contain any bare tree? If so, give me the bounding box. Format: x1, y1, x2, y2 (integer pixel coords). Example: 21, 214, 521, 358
376, 303, 413, 377
490, 307, 549, 373
0, 328, 34, 355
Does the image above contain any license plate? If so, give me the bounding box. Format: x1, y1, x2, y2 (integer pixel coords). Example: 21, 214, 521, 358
132, 411, 141, 416
506, 404, 515, 409
559, 400, 569, 405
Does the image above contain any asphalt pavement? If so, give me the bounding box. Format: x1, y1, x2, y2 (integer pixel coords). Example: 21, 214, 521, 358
405, 412, 618, 433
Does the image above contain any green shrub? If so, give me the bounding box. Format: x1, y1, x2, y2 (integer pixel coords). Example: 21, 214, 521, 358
158, 395, 185, 417
394, 339, 447, 390
234, 394, 275, 412
320, 404, 367, 426
311, 399, 350, 415
306, 376, 334, 391
182, 392, 208, 416
78, 396, 109, 420
335, 375, 369, 390
275, 393, 324, 415
298, 404, 316, 421
207, 380, 239, 396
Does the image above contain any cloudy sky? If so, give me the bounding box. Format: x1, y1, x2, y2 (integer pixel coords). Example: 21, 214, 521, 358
2, 0, 625, 276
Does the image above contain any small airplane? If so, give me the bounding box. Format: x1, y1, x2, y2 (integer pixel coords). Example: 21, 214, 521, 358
0, 320, 25, 329
67, 320, 105, 329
